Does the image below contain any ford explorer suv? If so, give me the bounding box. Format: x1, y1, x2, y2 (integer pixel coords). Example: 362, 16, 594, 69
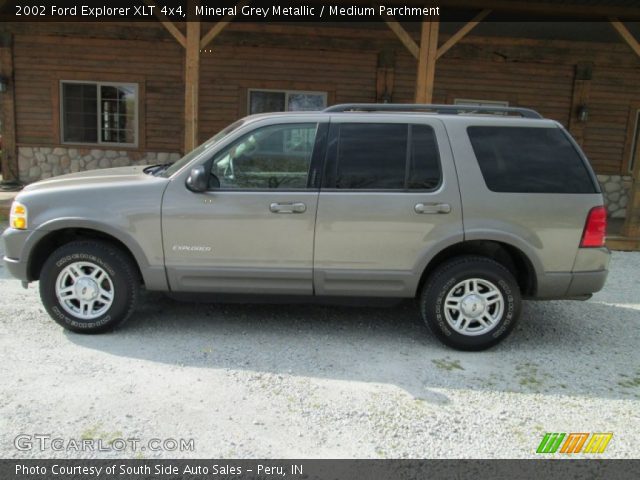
2, 104, 610, 350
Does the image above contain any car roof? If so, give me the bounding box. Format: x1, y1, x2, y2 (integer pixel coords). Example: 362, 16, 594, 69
241, 108, 557, 128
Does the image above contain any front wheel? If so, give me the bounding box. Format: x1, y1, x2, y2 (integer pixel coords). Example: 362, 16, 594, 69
420, 256, 521, 351
39, 240, 139, 333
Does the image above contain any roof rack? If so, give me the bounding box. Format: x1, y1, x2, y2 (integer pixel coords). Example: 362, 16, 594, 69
324, 103, 543, 119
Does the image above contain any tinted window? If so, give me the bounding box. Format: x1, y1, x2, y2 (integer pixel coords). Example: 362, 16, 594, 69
211, 123, 317, 189
331, 123, 441, 190
467, 126, 596, 193
409, 125, 441, 190
335, 123, 407, 189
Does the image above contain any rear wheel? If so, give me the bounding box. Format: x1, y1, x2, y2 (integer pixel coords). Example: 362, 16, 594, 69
420, 256, 521, 351
39, 241, 139, 333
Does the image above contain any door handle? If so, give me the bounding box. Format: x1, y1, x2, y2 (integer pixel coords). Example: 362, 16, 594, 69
270, 202, 307, 214
415, 202, 451, 214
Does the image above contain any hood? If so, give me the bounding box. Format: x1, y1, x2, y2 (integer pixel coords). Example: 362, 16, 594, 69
22, 166, 156, 193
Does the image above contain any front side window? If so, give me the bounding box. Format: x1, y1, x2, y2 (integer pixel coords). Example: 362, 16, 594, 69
328, 123, 441, 190
468, 126, 597, 193
61, 81, 138, 146
249, 89, 327, 114
211, 123, 317, 189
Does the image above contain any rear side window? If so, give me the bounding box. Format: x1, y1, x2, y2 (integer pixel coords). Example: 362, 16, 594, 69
467, 126, 597, 193
410, 125, 441, 190
327, 123, 441, 190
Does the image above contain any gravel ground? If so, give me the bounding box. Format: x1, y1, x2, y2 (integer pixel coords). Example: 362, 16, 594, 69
0, 226, 639, 459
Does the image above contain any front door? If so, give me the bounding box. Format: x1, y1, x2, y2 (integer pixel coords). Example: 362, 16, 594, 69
162, 121, 326, 294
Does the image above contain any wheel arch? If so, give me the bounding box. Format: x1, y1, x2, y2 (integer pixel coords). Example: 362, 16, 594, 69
26, 222, 149, 286
415, 239, 539, 298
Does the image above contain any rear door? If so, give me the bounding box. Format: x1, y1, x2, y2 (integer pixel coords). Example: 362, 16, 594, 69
313, 115, 463, 297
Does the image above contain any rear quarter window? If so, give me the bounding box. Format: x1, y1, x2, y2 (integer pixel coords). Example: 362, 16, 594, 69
467, 126, 597, 193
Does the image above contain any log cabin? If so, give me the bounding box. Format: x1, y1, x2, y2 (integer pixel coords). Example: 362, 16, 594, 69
0, 1, 639, 249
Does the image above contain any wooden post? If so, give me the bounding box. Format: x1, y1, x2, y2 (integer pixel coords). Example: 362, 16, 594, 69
184, 17, 200, 153
415, 20, 439, 104
623, 182, 640, 238
567, 63, 592, 146
147, 0, 239, 154
622, 137, 640, 238
608, 19, 640, 239
0, 33, 17, 182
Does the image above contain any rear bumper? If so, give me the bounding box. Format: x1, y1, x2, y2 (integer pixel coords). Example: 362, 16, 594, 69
533, 269, 609, 299
534, 247, 610, 299
566, 269, 608, 296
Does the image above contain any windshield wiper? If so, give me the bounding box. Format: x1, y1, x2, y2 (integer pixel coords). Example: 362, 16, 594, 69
143, 163, 172, 176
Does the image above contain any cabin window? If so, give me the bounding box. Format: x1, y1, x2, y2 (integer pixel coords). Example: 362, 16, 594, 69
248, 89, 327, 114
60, 81, 138, 146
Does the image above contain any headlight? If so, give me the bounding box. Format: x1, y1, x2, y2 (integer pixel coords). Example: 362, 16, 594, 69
10, 201, 28, 230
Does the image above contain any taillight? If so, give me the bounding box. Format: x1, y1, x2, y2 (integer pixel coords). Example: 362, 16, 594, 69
580, 206, 607, 248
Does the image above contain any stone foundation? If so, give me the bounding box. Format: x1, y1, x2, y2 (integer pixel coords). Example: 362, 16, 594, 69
597, 174, 631, 219
18, 146, 182, 183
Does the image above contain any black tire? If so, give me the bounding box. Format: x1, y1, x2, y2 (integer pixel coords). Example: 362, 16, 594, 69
39, 240, 139, 333
420, 255, 521, 351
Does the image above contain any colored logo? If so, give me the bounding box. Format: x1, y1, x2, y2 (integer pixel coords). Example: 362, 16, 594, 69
536, 433, 613, 454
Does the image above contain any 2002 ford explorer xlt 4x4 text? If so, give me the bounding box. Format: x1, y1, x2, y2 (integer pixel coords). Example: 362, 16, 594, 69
2, 104, 610, 350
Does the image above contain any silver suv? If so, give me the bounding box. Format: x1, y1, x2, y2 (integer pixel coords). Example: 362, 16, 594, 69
2, 104, 610, 350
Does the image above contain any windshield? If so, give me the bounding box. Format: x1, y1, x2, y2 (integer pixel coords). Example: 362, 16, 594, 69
159, 119, 246, 178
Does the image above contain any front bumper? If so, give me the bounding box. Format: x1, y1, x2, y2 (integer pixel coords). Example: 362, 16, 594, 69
1, 227, 43, 282
3, 255, 28, 281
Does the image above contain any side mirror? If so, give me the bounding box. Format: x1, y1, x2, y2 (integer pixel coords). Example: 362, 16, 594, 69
186, 165, 208, 192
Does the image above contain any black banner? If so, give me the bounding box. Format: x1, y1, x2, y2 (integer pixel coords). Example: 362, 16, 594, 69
1, 0, 639, 22
3, 459, 640, 480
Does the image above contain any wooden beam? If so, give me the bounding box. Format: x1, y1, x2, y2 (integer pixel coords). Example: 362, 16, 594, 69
184, 19, 200, 152
383, 15, 419, 59
609, 18, 640, 58
436, 9, 491, 59
200, 0, 249, 50
143, 0, 186, 48
0, 33, 17, 182
415, 20, 439, 103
